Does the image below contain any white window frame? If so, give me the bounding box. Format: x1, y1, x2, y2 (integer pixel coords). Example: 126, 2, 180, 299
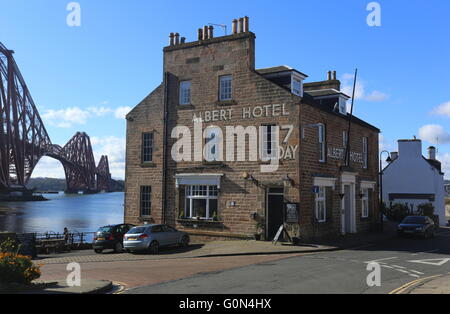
362, 137, 368, 169
219, 75, 232, 101
291, 74, 304, 97
318, 124, 326, 163
339, 97, 347, 115
361, 187, 369, 218
315, 186, 326, 223
261, 125, 278, 160
179, 81, 191, 105
184, 185, 219, 220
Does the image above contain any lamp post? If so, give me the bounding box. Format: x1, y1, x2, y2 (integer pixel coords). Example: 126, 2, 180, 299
379, 150, 392, 231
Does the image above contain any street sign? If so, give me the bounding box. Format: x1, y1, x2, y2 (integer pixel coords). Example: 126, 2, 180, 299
408, 258, 450, 266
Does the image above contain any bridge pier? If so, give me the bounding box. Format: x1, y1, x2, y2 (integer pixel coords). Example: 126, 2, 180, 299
0, 187, 47, 202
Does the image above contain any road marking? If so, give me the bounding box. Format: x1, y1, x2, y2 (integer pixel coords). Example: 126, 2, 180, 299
389, 274, 446, 294
366, 257, 398, 263
408, 258, 450, 266
409, 270, 425, 275
392, 265, 406, 269
408, 274, 420, 278
411, 249, 439, 256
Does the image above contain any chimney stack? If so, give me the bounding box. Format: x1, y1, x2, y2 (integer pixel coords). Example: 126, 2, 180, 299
198, 28, 203, 41
174, 33, 180, 45
428, 146, 437, 160
169, 32, 175, 46
232, 19, 238, 34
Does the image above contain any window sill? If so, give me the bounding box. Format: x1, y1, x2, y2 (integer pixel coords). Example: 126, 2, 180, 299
202, 161, 225, 167
177, 218, 224, 228
140, 162, 156, 168
215, 100, 237, 106
177, 104, 195, 110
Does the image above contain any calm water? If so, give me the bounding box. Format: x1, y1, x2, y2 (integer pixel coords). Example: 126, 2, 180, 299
0, 192, 124, 234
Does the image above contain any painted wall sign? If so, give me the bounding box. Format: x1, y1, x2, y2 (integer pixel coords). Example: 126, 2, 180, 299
327, 147, 364, 164
192, 104, 290, 123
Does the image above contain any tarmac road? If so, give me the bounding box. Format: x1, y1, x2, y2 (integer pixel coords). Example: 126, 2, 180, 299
126, 229, 450, 294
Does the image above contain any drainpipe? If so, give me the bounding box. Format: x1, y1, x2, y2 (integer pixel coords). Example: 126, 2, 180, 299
162, 72, 170, 224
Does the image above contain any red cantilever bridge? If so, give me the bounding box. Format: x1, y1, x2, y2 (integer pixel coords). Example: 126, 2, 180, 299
0, 42, 116, 194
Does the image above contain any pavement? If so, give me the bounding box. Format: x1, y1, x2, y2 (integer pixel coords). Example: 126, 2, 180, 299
36, 223, 397, 265
31, 279, 113, 294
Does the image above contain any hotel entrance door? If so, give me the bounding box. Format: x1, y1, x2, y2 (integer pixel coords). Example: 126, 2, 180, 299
267, 188, 284, 240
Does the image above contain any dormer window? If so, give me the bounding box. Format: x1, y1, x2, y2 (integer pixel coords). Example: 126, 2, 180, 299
338, 96, 347, 115
291, 73, 304, 97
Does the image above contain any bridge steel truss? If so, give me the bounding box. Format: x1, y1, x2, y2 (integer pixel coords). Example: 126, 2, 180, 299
0, 42, 112, 193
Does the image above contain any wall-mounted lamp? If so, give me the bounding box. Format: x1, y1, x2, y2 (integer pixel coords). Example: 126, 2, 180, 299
283, 175, 293, 188
242, 171, 257, 184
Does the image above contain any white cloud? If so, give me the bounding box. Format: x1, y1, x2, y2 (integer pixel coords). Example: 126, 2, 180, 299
31, 157, 65, 179
42, 107, 91, 128
438, 153, 450, 179
91, 136, 126, 179
341, 73, 388, 102
431, 101, 450, 118
114, 106, 132, 119
41, 105, 132, 128
418, 124, 450, 145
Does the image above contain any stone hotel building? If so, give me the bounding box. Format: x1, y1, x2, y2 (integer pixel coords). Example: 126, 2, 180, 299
124, 17, 381, 241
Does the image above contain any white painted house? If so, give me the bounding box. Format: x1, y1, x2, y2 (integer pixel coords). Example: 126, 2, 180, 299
382, 139, 446, 226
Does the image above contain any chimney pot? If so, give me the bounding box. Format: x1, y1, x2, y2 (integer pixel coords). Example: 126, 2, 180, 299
232, 19, 238, 34
203, 26, 209, 40
198, 28, 203, 41
238, 18, 244, 33
332, 71, 337, 80
174, 33, 180, 45
169, 32, 175, 46
327, 71, 332, 80
428, 146, 437, 160
180, 37, 186, 44
208, 25, 214, 39
243, 16, 249, 32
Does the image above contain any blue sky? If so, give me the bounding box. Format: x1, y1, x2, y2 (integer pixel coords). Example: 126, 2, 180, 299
1, 0, 449, 179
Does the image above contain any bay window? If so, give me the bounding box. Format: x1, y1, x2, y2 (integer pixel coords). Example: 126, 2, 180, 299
184, 185, 219, 220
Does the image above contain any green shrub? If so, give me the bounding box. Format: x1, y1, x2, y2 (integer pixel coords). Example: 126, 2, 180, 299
417, 203, 435, 219
385, 203, 410, 223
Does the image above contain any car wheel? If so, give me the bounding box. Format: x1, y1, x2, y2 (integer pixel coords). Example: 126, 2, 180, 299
114, 242, 124, 253
94, 249, 103, 254
148, 241, 159, 254
180, 236, 189, 247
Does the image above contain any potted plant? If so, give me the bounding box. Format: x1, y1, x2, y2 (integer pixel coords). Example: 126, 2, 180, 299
254, 221, 265, 241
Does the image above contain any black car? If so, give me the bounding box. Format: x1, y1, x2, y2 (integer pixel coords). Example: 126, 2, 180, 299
93, 224, 135, 253
397, 216, 436, 239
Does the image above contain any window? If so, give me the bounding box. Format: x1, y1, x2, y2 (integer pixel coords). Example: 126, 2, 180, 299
291, 74, 303, 97
361, 188, 369, 218
179, 81, 191, 105
262, 125, 278, 160
362, 137, 368, 169
315, 187, 326, 222
219, 75, 232, 101
318, 124, 326, 163
142, 132, 154, 163
184, 185, 219, 220
339, 97, 347, 115
204, 127, 222, 162
140, 186, 152, 216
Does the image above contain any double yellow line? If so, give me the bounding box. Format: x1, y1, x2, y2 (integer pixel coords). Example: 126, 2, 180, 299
389, 273, 448, 294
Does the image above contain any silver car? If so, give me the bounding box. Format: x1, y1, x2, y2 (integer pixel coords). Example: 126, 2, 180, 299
123, 224, 189, 254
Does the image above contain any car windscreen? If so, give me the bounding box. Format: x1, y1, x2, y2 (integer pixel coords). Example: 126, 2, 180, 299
402, 217, 426, 224
97, 226, 114, 233
128, 227, 147, 234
